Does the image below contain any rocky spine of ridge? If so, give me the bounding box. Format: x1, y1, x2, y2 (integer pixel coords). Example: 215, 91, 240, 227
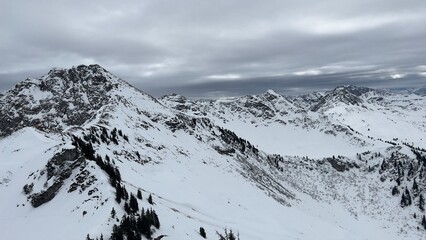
309, 85, 376, 112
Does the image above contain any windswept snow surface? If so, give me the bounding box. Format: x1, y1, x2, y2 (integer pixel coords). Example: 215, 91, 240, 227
0, 127, 411, 240
220, 120, 375, 158
0, 128, 115, 240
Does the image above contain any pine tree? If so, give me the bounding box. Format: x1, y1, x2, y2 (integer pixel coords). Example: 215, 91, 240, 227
148, 194, 153, 205
419, 194, 425, 212
123, 186, 129, 200
406, 188, 412, 206
129, 194, 139, 213
422, 215, 426, 230
200, 227, 206, 238
413, 178, 419, 192
392, 186, 399, 196
152, 210, 160, 229
241, 143, 245, 153
124, 202, 131, 214
401, 192, 406, 207
217, 229, 239, 240
137, 189, 142, 200
228, 230, 236, 240
138, 208, 152, 238
115, 167, 122, 182
111, 208, 116, 218
115, 185, 122, 203
111, 225, 124, 240
408, 163, 414, 177
380, 160, 386, 171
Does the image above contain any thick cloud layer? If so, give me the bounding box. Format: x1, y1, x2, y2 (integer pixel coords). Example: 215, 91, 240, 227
1, 0, 425, 97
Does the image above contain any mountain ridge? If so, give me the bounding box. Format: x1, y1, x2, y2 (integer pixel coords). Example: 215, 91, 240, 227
1, 65, 426, 240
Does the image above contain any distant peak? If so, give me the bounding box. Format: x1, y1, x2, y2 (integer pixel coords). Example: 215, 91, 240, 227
160, 93, 188, 103
47, 64, 108, 76
260, 89, 282, 102
414, 86, 426, 96
69, 64, 111, 77
265, 89, 279, 95
42, 64, 118, 86
332, 85, 374, 97
333, 85, 370, 90
73, 64, 107, 72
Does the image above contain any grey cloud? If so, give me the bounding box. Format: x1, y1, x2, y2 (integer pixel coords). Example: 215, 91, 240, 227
153, 72, 426, 98
1, 0, 425, 97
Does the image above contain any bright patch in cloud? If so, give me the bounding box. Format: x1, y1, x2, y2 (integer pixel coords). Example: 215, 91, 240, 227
207, 74, 242, 80
391, 74, 404, 79
293, 69, 322, 76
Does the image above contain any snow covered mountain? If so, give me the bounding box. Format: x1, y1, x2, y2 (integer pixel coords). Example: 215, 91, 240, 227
1, 65, 425, 240
414, 87, 426, 96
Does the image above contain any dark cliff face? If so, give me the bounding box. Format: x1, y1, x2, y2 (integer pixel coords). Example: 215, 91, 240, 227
28, 148, 85, 208
0, 65, 120, 137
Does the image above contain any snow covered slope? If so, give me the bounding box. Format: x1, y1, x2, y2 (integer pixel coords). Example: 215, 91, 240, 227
1, 65, 425, 240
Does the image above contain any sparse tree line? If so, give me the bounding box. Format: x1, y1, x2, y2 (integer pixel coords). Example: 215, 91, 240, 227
199, 227, 240, 240
217, 127, 259, 156
72, 127, 243, 240
109, 207, 160, 240
378, 149, 426, 230
357, 148, 426, 230
72, 127, 162, 240
74, 127, 241, 239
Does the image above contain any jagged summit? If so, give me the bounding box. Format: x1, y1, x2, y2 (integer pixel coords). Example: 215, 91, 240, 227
332, 85, 375, 96
414, 86, 426, 96
47, 64, 109, 77
261, 89, 282, 101
0, 65, 135, 137
309, 85, 377, 112
264, 89, 280, 96
160, 93, 188, 103
159, 93, 200, 112
7, 64, 121, 96
41, 64, 120, 88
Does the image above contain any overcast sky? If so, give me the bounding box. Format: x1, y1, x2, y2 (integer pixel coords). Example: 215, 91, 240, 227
1, 0, 425, 97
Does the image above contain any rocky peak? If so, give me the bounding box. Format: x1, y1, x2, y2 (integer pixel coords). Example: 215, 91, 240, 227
310, 85, 374, 112
263, 89, 281, 100
332, 85, 374, 97
160, 93, 189, 104
39, 64, 118, 92
414, 86, 426, 96
46, 64, 104, 78
0, 65, 122, 137
289, 92, 324, 110
159, 93, 202, 113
